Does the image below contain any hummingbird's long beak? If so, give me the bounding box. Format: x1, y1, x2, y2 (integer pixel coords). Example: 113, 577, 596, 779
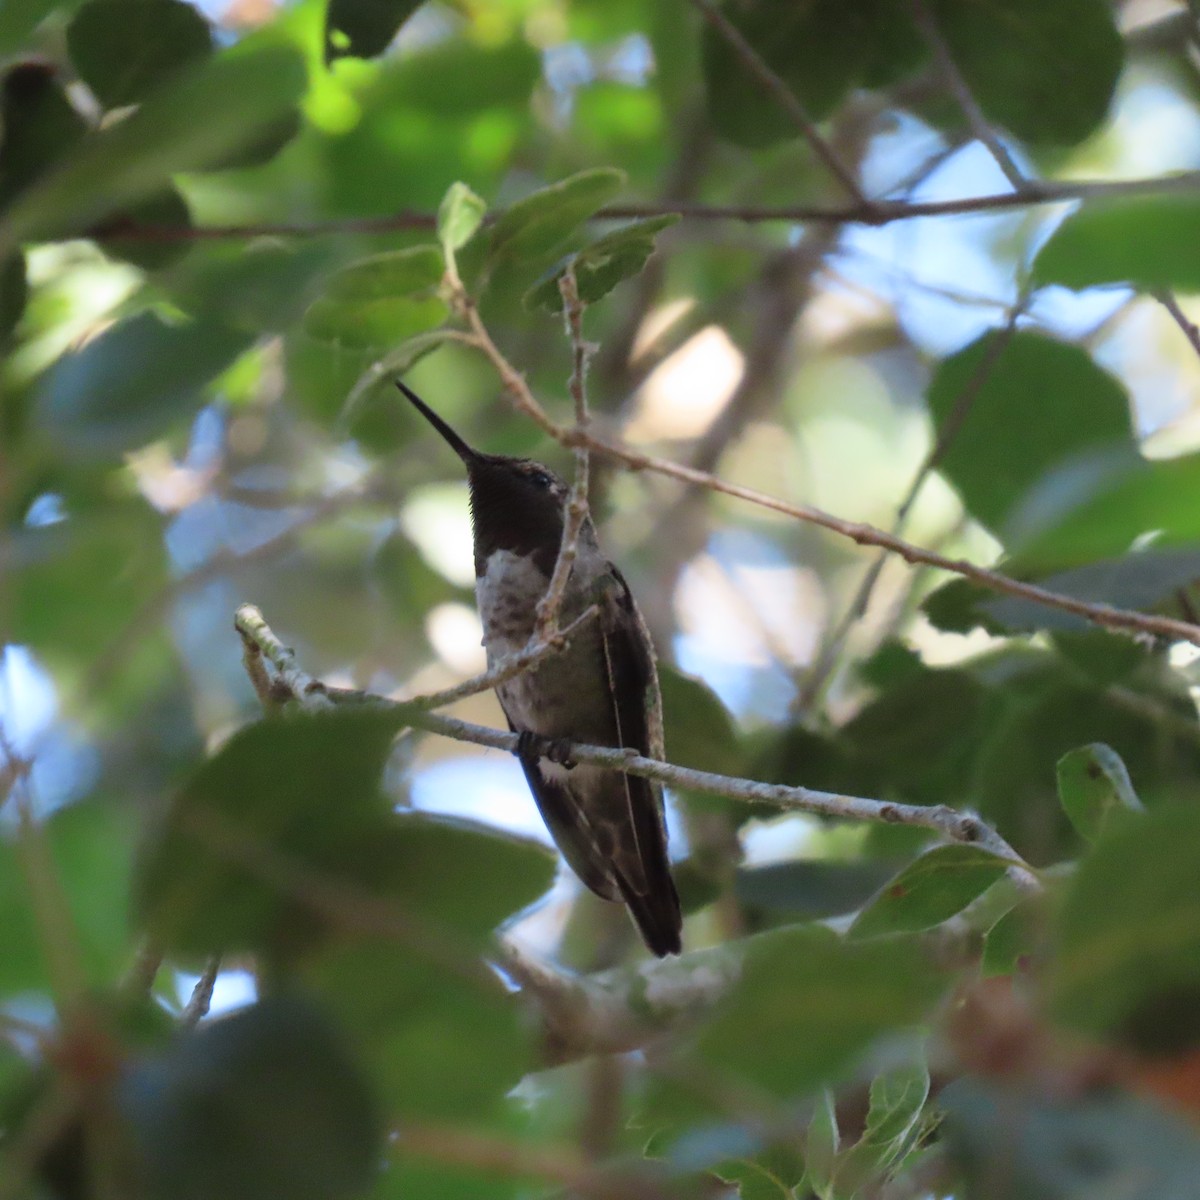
397, 379, 480, 465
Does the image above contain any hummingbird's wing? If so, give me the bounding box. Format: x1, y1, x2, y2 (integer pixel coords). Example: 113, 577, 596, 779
505, 716, 621, 903
596, 568, 682, 956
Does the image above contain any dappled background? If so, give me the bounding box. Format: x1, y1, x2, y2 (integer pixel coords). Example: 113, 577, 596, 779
7, 0, 1200, 1196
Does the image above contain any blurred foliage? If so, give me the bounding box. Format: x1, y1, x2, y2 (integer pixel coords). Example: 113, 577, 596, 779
5, 0, 1200, 1197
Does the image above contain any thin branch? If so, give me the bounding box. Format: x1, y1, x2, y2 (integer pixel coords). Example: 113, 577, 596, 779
537, 268, 594, 638
1155, 287, 1200, 360
180, 956, 221, 1028
84, 170, 1200, 243
443, 287, 1200, 649
909, 0, 1032, 193
233, 606, 1037, 880
688, 0, 869, 205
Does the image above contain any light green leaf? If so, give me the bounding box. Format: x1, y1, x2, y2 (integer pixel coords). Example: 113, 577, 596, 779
805, 1089, 840, 1200
489, 168, 625, 262
438, 181, 487, 257
1056, 743, 1142, 845
849, 845, 1011, 940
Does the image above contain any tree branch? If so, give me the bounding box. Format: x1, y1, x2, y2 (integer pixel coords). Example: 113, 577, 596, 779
86, 170, 1200, 243
233, 606, 1039, 885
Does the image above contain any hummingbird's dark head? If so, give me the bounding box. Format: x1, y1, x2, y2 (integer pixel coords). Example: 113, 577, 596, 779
398, 380, 570, 576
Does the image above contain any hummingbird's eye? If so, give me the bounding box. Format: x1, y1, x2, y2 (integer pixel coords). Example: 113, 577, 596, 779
529, 470, 554, 490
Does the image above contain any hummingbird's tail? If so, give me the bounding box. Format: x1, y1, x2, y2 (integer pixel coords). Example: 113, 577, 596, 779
614, 869, 683, 957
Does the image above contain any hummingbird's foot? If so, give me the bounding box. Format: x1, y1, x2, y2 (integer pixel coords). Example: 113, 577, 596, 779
515, 731, 576, 770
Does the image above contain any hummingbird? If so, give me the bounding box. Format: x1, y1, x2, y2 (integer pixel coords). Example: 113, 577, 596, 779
399, 380, 682, 957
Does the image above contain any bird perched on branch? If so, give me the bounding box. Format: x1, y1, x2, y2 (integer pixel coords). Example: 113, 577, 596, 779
399, 380, 682, 957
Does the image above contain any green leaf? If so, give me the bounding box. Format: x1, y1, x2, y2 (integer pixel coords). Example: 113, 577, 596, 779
135, 708, 407, 957
120, 995, 380, 1200
0, 798, 136, 997
303, 940, 530, 1120
832, 1060, 930, 1194
488, 168, 625, 262
929, 547, 1200, 638
1052, 805, 1200, 1052
658, 664, 743, 777
325, 0, 422, 61
438, 182, 487, 257
735, 860, 902, 920
982, 892, 1046, 978
322, 246, 445, 301
1056, 743, 1142, 845
805, 1089, 840, 1200
303, 296, 448, 349
942, 1078, 1200, 1200
696, 925, 948, 1097
93, 187, 192, 271
849, 845, 1011, 939
353, 813, 557, 942
0, 42, 307, 253
34, 310, 251, 459
0, 251, 27, 341
701, 0, 923, 149
926, 331, 1132, 536
0, 63, 89, 210
1035, 196, 1200, 291
524, 215, 679, 312
67, 0, 213, 110
303, 246, 447, 349
932, 0, 1122, 146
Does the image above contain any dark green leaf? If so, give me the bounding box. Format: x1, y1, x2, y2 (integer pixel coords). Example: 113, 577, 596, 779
932, 0, 1122, 146
353, 813, 556, 942
942, 1078, 1200, 1200
696, 925, 948, 1096
303, 940, 530, 1120
489, 168, 625, 262
927, 331, 1132, 536
658, 664, 743, 776
1056, 743, 1142, 845
701, 0, 923, 148
1035, 197, 1200, 291
982, 892, 1047, 978
121, 995, 380, 1200
92, 186, 192, 271
34, 310, 251, 459
0, 0, 88, 53
0, 251, 27, 341
321, 246, 444, 300
135, 708, 407, 956
0, 43, 306, 251
849, 845, 1011, 939
0, 63, 89, 210
438, 181, 487, 256
735, 859, 902, 920
1053, 805, 1200, 1050
524, 215, 679, 312
67, 0, 213, 110
325, 0, 422, 61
